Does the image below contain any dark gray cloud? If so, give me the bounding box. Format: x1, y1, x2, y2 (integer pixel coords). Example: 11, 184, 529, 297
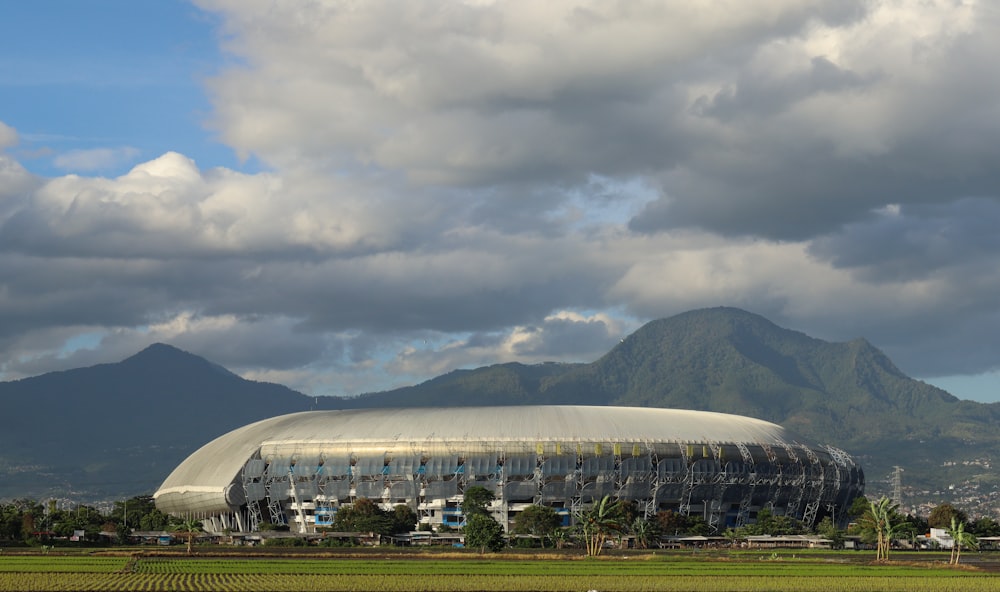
695, 57, 879, 122
810, 198, 1000, 281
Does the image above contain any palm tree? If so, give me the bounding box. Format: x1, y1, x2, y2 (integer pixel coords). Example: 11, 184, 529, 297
551, 528, 570, 549
630, 517, 657, 550
947, 517, 978, 565
170, 517, 203, 555
859, 496, 898, 562
575, 495, 622, 557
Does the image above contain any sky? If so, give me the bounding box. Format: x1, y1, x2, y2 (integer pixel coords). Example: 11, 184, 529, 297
2, 0, 1000, 403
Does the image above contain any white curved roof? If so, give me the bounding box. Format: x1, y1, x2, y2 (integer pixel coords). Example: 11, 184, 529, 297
154, 405, 794, 515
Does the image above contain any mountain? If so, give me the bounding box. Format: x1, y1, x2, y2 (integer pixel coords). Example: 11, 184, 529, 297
0, 344, 315, 500
3, 308, 999, 503
338, 308, 1000, 494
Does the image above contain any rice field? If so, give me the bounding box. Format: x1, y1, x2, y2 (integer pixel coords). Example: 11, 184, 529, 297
0, 551, 997, 591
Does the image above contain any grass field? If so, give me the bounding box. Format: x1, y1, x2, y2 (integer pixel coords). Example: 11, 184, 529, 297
0, 549, 998, 591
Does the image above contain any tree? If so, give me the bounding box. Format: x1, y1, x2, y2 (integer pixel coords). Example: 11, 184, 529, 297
615, 501, 640, 530
744, 508, 801, 536
814, 516, 844, 549
947, 517, 978, 565
330, 499, 395, 536
139, 508, 172, 532
551, 527, 571, 549
575, 495, 622, 557
685, 516, 711, 536
655, 510, 687, 536
969, 516, 1000, 537
895, 514, 926, 550
170, 518, 203, 555
328, 499, 415, 536
21, 512, 36, 542
115, 521, 132, 545
655, 509, 708, 536
513, 505, 562, 547
461, 486, 495, 518
391, 504, 418, 533
630, 517, 658, 549
50, 505, 104, 541
111, 495, 170, 534
6, 499, 44, 543
846, 496, 871, 521
858, 496, 899, 562
464, 513, 505, 553
928, 503, 968, 529
0, 503, 24, 541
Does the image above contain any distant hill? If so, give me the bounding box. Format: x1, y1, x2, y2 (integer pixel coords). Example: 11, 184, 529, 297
337, 308, 1000, 493
0, 344, 314, 500
3, 308, 999, 503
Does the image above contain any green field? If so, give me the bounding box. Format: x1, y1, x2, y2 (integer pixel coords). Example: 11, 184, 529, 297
0, 550, 997, 591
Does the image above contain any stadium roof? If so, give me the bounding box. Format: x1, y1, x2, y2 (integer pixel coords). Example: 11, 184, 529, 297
154, 405, 795, 515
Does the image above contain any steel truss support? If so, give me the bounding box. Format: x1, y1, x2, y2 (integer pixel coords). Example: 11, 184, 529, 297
678, 442, 693, 516
287, 468, 307, 534
823, 445, 855, 469
706, 441, 725, 532
798, 444, 824, 529
497, 446, 508, 531
735, 442, 755, 527
570, 445, 585, 521
241, 457, 265, 532
644, 442, 658, 520
778, 440, 804, 519
613, 443, 623, 492
264, 475, 287, 527
533, 445, 544, 506
758, 442, 779, 513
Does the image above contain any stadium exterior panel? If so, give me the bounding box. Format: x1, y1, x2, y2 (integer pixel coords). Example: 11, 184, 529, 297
153, 406, 863, 534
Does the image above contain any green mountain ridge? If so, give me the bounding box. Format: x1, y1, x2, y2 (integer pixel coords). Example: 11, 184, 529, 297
336, 308, 1000, 495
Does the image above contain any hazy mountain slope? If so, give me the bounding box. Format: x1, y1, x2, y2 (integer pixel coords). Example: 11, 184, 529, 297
329, 362, 584, 409
0, 344, 313, 499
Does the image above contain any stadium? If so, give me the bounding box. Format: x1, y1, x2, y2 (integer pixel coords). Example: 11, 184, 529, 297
153, 406, 864, 534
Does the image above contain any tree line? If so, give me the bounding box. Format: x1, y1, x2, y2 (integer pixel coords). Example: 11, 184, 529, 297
3, 491, 998, 563
0, 496, 173, 545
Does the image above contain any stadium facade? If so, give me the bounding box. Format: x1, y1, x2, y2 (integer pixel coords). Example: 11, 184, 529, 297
153, 406, 863, 534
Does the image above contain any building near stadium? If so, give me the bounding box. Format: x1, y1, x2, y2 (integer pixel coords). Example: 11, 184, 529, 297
153, 406, 863, 534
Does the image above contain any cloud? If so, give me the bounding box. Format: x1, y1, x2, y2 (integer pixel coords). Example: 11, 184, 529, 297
52, 146, 143, 172
810, 198, 1000, 282
628, 0, 1000, 240
198, 0, 868, 183
3, 2, 1000, 402
195, 0, 1000, 244
0, 152, 421, 260
0, 312, 327, 380
0, 122, 18, 149
0, 131, 41, 218
387, 311, 628, 382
